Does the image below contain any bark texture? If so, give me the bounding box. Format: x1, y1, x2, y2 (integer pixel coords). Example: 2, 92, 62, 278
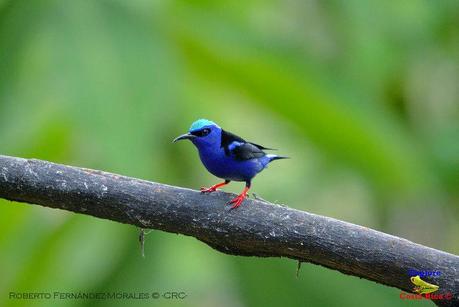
0, 155, 457, 306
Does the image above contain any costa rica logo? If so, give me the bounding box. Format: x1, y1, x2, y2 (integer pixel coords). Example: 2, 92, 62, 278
399, 269, 453, 301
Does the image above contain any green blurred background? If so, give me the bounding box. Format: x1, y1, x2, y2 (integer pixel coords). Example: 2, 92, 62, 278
0, 0, 458, 306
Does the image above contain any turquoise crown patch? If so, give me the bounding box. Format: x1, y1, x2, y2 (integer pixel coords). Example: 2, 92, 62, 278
189, 119, 218, 132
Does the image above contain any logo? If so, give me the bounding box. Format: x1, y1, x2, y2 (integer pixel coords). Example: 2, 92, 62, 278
410, 275, 438, 294
399, 270, 453, 301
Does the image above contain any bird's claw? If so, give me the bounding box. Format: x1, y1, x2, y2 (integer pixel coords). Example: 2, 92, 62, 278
200, 186, 217, 193
227, 193, 247, 209
200, 181, 229, 193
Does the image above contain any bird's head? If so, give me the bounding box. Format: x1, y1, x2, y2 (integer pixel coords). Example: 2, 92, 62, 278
173, 119, 221, 149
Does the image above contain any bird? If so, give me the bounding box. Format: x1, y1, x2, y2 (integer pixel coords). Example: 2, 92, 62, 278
173, 119, 288, 209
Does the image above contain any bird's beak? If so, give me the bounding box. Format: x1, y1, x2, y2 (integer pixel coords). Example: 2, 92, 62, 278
173, 133, 196, 143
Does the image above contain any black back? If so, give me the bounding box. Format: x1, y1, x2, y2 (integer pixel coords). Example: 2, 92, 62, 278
220, 129, 272, 161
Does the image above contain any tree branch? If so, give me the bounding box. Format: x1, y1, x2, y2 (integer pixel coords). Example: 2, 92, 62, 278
0, 155, 457, 306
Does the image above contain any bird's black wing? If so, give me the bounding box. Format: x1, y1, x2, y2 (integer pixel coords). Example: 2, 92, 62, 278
231, 142, 266, 160
221, 129, 245, 155
221, 129, 266, 160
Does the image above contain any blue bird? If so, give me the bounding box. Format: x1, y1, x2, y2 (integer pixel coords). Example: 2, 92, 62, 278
173, 119, 288, 208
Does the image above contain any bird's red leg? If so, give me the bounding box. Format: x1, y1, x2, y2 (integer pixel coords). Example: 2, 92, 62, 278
228, 185, 250, 209
200, 180, 230, 193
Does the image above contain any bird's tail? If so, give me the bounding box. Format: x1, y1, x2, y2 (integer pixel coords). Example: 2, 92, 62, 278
266, 154, 290, 162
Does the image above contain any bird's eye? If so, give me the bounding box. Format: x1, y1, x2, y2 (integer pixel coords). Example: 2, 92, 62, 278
190, 128, 211, 137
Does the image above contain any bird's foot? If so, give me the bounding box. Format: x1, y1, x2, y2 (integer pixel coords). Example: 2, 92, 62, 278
200, 181, 229, 194
227, 187, 249, 209
200, 186, 218, 193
